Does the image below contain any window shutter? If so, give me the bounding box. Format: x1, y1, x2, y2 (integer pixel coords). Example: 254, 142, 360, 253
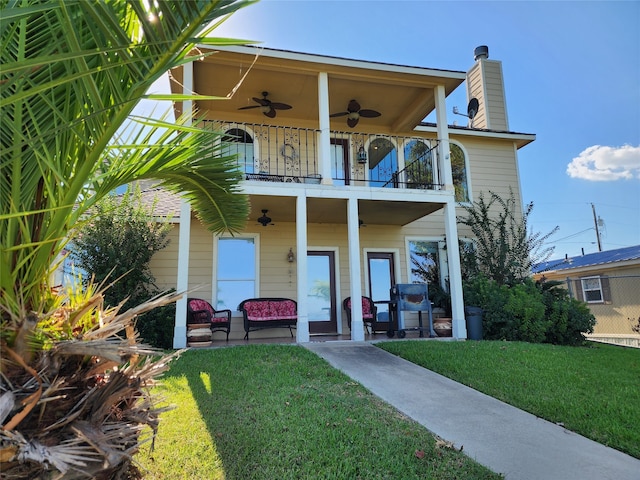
572, 278, 584, 301
601, 276, 612, 304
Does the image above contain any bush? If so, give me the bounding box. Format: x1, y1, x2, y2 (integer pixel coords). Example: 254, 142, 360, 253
464, 277, 594, 345
539, 280, 596, 346
136, 303, 176, 350
71, 186, 173, 348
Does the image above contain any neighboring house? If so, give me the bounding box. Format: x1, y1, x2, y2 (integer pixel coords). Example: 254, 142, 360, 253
149, 45, 536, 347
533, 245, 640, 347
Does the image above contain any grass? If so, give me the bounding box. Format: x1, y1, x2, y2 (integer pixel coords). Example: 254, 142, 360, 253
377, 340, 640, 459
136, 345, 499, 479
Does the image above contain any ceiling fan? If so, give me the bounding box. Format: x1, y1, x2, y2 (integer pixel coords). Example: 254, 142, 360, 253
257, 209, 273, 227
330, 99, 381, 128
238, 91, 292, 118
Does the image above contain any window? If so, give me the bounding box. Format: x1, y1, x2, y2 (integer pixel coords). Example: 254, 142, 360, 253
216, 237, 256, 310
450, 143, 470, 202
404, 140, 434, 189
222, 128, 254, 174
408, 239, 457, 313
368, 138, 397, 187
581, 276, 604, 303
408, 240, 441, 285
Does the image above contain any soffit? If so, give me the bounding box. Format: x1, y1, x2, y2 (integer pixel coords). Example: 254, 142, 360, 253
247, 195, 443, 226
172, 47, 465, 133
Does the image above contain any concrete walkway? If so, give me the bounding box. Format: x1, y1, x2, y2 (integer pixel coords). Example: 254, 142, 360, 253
304, 341, 640, 480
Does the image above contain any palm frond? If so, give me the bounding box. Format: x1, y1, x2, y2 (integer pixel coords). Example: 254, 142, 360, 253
1, 0, 253, 315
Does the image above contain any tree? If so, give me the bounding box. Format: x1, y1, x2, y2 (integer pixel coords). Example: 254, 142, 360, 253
1, 1, 254, 477
71, 186, 174, 348
457, 188, 558, 286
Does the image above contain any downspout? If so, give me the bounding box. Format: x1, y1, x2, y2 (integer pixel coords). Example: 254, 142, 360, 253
434, 85, 467, 339
173, 61, 194, 349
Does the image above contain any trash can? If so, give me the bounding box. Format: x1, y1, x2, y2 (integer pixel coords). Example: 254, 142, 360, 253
464, 306, 483, 340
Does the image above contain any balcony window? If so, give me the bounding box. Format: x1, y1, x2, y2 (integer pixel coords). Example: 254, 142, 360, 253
222, 128, 254, 174
368, 137, 397, 187
404, 140, 434, 189
451, 143, 470, 202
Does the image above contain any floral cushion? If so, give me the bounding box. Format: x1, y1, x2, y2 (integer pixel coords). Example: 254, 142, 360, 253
346, 297, 374, 319
188, 299, 229, 323
243, 300, 297, 321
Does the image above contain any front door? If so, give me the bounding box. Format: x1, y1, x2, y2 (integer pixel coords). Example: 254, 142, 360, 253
307, 251, 338, 334
367, 252, 396, 320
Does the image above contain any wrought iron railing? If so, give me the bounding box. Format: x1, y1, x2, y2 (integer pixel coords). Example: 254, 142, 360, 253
202, 120, 443, 190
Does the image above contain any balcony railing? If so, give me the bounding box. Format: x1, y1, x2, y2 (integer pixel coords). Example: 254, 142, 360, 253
202, 120, 443, 190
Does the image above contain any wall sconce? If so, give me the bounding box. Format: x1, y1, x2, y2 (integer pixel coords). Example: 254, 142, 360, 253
357, 146, 368, 164
287, 248, 295, 263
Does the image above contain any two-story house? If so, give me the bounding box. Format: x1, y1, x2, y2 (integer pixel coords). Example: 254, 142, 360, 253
149, 45, 535, 347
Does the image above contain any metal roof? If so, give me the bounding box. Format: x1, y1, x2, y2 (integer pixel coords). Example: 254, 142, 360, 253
532, 245, 640, 274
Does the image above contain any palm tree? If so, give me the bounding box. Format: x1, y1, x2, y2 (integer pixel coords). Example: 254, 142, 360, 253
1, 1, 253, 477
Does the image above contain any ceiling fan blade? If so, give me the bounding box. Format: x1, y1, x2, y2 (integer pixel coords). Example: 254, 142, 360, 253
359, 109, 381, 118
330, 111, 349, 117
270, 102, 292, 110
238, 105, 260, 110
253, 97, 270, 106
347, 99, 361, 112
264, 107, 277, 118
347, 117, 359, 128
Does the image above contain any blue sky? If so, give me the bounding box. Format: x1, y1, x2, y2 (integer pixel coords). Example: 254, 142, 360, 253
148, 0, 640, 260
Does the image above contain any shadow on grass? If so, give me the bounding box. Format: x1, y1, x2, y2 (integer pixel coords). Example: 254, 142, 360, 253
151, 344, 500, 480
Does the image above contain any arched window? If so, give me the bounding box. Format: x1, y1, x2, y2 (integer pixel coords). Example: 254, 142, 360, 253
222, 128, 254, 174
450, 143, 470, 202
368, 137, 397, 187
404, 139, 434, 189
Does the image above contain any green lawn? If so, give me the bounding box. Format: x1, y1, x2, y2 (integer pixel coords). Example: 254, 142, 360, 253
377, 340, 640, 459
136, 341, 639, 478
137, 345, 499, 479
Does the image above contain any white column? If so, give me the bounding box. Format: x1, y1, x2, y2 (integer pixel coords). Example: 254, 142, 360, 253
435, 84, 466, 339
317, 72, 333, 185
347, 198, 365, 341
173, 61, 194, 349
296, 194, 310, 343
435, 85, 453, 190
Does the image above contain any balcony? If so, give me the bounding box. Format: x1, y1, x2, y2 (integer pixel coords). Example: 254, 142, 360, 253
203, 120, 444, 191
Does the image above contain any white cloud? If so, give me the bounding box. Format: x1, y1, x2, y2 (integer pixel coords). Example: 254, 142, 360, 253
566, 144, 640, 181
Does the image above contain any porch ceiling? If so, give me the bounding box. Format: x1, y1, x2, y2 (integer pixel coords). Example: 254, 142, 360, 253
248, 195, 443, 227
171, 47, 465, 134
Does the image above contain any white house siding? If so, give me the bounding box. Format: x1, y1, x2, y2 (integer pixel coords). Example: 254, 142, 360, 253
149, 225, 179, 292
456, 138, 523, 217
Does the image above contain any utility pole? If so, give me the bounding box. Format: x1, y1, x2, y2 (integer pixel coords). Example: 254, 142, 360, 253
591, 203, 602, 252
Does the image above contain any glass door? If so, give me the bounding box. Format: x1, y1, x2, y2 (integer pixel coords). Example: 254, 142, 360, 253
307, 251, 337, 333
368, 138, 397, 187
367, 252, 396, 319
331, 138, 349, 185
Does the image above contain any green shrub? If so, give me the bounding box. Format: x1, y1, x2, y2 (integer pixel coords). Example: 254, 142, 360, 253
503, 281, 548, 343
539, 280, 596, 346
71, 186, 173, 348
464, 277, 596, 345
137, 303, 176, 350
